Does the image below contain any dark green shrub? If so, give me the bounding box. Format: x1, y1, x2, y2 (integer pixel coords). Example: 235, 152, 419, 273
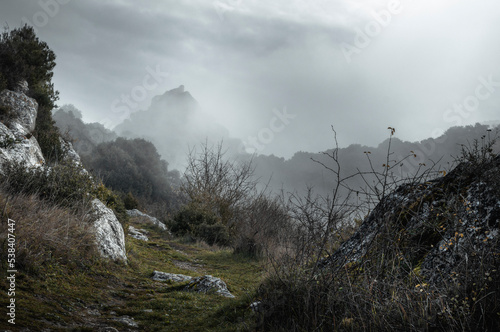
233, 236, 262, 259
83, 137, 179, 207
0, 25, 57, 91
1, 160, 95, 207
170, 204, 218, 235
94, 181, 127, 222
123, 191, 140, 210
170, 203, 232, 246
33, 102, 64, 161
195, 222, 232, 246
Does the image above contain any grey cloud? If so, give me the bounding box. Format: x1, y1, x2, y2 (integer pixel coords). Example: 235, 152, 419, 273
1, 0, 500, 162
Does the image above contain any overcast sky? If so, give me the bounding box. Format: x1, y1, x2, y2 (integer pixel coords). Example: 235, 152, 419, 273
2, 0, 500, 158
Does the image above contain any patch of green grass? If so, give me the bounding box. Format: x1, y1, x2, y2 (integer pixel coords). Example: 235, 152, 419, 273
0, 217, 265, 331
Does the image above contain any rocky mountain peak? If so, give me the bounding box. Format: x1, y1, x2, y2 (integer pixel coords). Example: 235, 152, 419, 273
150, 84, 197, 108
171, 84, 184, 94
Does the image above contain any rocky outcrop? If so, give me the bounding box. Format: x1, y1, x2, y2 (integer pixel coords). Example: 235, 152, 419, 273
126, 209, 168, 231
128, 226, 149, 241
0, 122, 45, 171
322, 155, 500, 286
0, 81, 45, 172
152, 271, 235, 297
114, 316, 138, 328
185, 275, 235, 298
59, 137, 83, 167
152, 271, 192, 283
0, 82, 128, 263
0, 82, 38, 135
92, 199, 127, 262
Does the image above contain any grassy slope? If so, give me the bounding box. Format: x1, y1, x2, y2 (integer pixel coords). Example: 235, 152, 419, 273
0, 217, 264, 331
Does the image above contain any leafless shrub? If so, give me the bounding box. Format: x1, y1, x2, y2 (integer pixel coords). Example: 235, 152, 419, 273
233, 193, 292, 259
257, 127, 500, 331
455, 127, 499, 165
182, 140, 256, 229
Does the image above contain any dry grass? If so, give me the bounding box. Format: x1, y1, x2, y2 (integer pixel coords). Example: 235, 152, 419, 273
255, 129, 500, 331
0, 188, 98, 274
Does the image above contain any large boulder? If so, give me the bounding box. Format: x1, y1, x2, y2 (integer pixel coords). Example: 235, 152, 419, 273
0, 122, 45, 171
0, 83, 38, 136
0, 83, 45, 173
92, 199, 127, 262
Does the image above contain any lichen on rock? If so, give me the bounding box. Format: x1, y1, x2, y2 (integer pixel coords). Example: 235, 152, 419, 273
92, 198, 127, 262
185, 275, 235, 298
152, 271, 192, 283
321, 155, 500, 286
126, 209, 168, 231
0, 83, 45, 173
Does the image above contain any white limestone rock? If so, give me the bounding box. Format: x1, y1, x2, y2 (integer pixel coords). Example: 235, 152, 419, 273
185, 275, 235, 298
152, 271, 234, 297
59, 137, 83, 166
114, 316, 138, 328
0, 86, 38, 136
92, 199, 127, 262
0, 85, 45, 174
126, 209, 168, 231
0, 122, 45, 173
151, 271, 192, 283
128, 226, 149, 241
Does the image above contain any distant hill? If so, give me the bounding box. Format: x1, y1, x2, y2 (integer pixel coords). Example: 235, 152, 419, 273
114, 85, 242, 171
53, 104, 181, 212
53, 104, 117, 155
252, 123, 500, 199
57, 89, 500, 202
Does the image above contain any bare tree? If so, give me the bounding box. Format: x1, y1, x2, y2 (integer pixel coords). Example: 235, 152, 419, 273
182, 140, 256, 228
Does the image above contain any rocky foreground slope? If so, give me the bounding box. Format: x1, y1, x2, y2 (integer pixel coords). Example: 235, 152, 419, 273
258, 145, 500, 331
323, 153, 500, 286
0, 81, 127, 262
